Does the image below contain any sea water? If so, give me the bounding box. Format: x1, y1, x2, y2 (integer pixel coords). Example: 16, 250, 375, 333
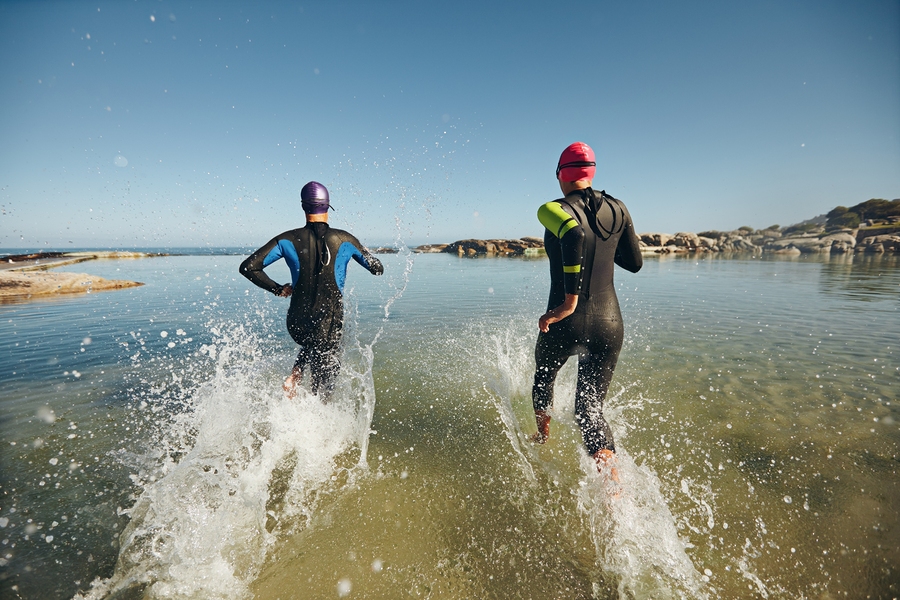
0, 252, 897, 599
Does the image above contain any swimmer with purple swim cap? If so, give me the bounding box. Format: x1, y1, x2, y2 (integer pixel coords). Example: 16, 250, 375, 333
240, 181, 384, 399
531, 142, 643, 481
300, 181, 331, 214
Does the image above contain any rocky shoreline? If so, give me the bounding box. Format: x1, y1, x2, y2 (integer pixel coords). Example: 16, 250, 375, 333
411, 225, 900, 257
0, 251, 152, 301
413, 237, 545, 256
638, 225, 900, 255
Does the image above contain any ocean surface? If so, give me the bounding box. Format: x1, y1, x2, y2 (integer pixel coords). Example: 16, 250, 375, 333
1, 251, 898, 599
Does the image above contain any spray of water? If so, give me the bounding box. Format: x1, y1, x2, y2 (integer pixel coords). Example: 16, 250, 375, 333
481, 325, 537, 483
576, 448, 710, 599
73, 321, 376, 600
478, 317, 710, 599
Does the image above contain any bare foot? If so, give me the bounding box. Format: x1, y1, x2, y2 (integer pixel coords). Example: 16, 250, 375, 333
530, 431, 548, 444
531, 410, 551, 444
283, 370, 301, 398
593, 448, 620, 483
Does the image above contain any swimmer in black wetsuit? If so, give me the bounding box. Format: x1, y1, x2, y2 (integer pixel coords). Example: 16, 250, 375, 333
240, 181, 383, 398
531, 142, 642, 476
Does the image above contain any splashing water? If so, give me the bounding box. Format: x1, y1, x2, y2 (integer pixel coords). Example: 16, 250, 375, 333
478, 316, 710, 599
576, 449, 710, 599
481, 324, 538, 483
74, 322, 376, 600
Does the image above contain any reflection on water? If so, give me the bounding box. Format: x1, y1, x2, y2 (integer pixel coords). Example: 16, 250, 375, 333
0, 254, 898, 599
818, 253, 900, 300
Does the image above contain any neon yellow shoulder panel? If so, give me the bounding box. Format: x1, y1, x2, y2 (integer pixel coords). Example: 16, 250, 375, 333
537, 202, 578, 239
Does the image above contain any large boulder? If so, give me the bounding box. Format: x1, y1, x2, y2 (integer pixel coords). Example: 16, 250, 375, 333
641, 233, 672, 247
856, 234, 900, 253
668, 232, 702, 249
818, 232, 857, 254
442, 238, 544, 256
766, 236, 832, 253
413, 244, 448, 253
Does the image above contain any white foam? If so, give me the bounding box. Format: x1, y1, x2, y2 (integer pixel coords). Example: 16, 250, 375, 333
74, 323, 376, 600
577, 451, 710, 599
482, 318, 710, 599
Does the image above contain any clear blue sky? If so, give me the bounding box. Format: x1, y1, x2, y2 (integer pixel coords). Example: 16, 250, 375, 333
2, 0, 898, 249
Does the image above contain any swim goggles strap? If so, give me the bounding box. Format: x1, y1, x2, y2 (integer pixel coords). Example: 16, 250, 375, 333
556, 160, 596, 177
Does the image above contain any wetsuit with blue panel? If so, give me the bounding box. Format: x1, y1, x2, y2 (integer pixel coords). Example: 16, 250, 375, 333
534, 187, 642, 455
240, 222, 383, 395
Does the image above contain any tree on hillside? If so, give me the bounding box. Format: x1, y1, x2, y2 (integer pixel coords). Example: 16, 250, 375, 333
825, 199, 900, 230
851, 198, 900, 221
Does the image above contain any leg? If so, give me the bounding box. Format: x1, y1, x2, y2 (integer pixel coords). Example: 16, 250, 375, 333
309, 345, 340, 400
308, 320, 342, 401
531, 409, 551, 444
285, 346, 311, 398
574, 321, 623, 473
531, 331, 571, 443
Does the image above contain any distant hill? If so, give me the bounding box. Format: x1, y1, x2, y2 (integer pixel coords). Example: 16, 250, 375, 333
821, 198, 900, 230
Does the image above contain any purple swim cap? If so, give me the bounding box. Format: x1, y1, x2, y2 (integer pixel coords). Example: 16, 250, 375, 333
300, 181, 330, 214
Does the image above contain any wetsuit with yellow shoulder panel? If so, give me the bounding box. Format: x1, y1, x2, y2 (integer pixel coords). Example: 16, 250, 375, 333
533, 187, 642, 455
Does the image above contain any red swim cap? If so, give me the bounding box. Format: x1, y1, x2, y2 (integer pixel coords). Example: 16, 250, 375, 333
556, 142, 596, 182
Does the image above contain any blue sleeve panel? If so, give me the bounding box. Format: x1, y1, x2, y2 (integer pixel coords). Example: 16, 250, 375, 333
241, 225, 383, 300
334, 241, 364, 293
240, 233, 296, 295
264, 239, 302, 287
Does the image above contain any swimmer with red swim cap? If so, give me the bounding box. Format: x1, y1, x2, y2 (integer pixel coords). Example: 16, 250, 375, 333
531, 142, 643, 479
240, 182, 384, 399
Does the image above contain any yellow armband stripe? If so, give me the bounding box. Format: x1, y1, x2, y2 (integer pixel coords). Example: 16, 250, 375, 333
538, 202, 579, 239
563, 264, 581, 273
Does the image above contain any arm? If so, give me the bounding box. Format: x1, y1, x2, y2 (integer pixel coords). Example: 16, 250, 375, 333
333, 235, 385, 294
537, 201, 585, 329
239, 237, 291, 296
539, 293, 578, 332
353, 247, 384, 276
614, 206, 643, 273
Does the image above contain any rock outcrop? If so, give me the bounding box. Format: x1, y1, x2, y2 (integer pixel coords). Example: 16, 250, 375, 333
0, 271, 144, 300
416, 226, 900, 257
415, 237, 545, 256
640, 226, 899, 255
0, 251, 151, 301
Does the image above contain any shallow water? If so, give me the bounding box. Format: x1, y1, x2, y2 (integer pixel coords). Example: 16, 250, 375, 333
0, 252, 897, 599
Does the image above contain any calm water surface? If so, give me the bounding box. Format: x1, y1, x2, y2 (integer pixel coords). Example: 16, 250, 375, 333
0, 252, 897, 599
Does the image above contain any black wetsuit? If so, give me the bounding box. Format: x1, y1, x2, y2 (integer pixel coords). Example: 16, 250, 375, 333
533, 188, 642, 455
240, 222, 383, 395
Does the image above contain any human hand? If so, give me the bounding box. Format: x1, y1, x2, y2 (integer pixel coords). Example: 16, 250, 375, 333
278, 284, 293, 297
538, 312, 556, 333
538, 294, 578, 332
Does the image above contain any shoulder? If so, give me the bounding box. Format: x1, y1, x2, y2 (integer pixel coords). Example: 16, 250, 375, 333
538, 199, 582, 239
598, 190, 626, 209
327, 228, 367, 253
272, 229, 304, 242
598, 190, 633, 220
538, 199, 577, 220
327, 227, 360, 244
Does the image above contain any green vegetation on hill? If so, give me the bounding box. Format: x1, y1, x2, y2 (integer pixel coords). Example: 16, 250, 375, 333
825, 199, 900, 231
